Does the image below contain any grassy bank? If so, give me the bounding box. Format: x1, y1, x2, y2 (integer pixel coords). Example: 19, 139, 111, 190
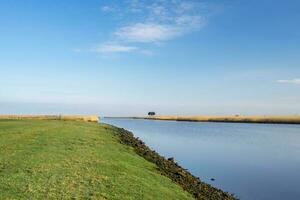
0, 120, 193, 199
136, 115, 300, 124
0, 119, 235, 199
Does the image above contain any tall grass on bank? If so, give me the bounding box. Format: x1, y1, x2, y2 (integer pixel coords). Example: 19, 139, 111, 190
0, 115, 99, 122
139, 115, 300, 124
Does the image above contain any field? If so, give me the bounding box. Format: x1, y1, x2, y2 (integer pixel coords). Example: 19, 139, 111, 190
139, 115, 300, 124
0, 119, 194, 200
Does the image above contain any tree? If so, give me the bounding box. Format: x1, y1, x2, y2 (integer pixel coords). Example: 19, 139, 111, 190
148, 112, 155, 116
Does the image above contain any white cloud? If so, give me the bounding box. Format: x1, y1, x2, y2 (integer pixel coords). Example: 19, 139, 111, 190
177, 1, 195, 13
93, 44, 138, 53
277, 79, 300, 85
147, 4, 169, 20
111, 1, 205, 43
175, 15, 203, 27
94, 1, 209, 55
115, 23, 181, 43
101, 5, 115, 12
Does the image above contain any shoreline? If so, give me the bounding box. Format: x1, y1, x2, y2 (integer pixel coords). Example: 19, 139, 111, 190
106, 115, 300, 124
109, 124, 236, 200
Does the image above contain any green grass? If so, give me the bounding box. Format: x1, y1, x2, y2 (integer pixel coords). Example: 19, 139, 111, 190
0, 120, 194, 200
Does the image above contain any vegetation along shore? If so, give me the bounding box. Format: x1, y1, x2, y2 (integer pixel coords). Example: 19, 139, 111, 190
0, 117, 235, 199
0, 115, 99, 122
131, 115, 300, 124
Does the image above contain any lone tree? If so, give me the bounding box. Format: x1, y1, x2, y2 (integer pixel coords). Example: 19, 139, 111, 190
148, 112, 156, 116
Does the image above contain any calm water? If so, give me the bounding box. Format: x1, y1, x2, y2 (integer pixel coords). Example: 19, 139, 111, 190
102, 118, 300, 200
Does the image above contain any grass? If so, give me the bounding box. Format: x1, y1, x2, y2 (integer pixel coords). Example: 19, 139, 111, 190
0, 115, 99, 122
0, 119, 194, 200
138, 115, 300, 124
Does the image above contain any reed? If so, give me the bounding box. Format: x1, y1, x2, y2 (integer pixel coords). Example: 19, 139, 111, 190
140, 115, 300, 124
0, 115, 99, 122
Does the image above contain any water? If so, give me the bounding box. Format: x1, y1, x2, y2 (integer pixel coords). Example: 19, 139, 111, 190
101, 118, 300, 200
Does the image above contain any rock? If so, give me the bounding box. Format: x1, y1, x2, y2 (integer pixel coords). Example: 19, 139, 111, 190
168, 157, 174, 162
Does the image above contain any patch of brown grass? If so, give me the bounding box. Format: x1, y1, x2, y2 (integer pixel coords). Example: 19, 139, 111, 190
142, 115, 300, 124
0, 115, 99, 122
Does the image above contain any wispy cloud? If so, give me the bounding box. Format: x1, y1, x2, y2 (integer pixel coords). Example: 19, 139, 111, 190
101, 5, 115, 12
113, 1, 204, 43
115, 23, 180, 43
96, 1, 212, 55
93, 44, 138, 53
277, 79, 300, 85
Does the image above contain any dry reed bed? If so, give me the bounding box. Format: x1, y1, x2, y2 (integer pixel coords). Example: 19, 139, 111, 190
0, 115, 99, 122
139, 115, 300, 124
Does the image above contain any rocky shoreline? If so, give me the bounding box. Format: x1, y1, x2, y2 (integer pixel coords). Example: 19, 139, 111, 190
109, 125, 236, 200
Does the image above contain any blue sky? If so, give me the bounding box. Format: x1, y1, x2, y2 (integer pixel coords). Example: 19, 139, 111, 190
0, 0, 300, 116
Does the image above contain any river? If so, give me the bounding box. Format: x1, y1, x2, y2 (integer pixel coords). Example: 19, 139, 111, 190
102, 118, 300, 200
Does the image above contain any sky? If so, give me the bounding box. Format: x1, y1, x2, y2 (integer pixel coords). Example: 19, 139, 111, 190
0, 0, 300, 116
